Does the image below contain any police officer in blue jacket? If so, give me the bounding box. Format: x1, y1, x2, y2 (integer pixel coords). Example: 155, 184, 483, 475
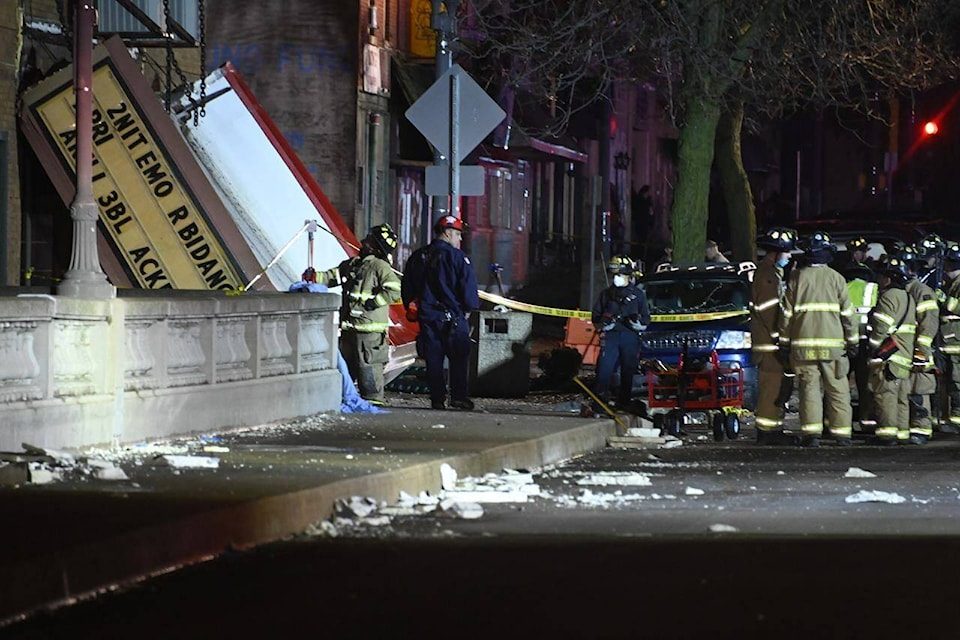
592, 255, 651, 409
401, 215, 481, 410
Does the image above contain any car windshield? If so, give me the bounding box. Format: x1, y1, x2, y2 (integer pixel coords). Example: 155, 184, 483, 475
645, 277, 749, 314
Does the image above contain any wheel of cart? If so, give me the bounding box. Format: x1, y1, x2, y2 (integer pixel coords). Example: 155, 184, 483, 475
711, 411, 724, 442
723, 409, 740, 440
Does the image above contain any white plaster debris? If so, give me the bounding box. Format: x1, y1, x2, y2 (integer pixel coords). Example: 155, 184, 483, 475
776, 470, 785, 475
27, 464, 59, 485
431, 423, 446, 429
440, 463, 458, 491
441, 490, 530, 503
156, 455, 220, 470
93, 466, 129, 481
625, 427, 661, 438
845, 490, 906, 504
685, 487, 705, 496
844, 467, 877, 478
439, 499, 484, 519
203, 445, 230, 453
336, 496, 379, 519
661, 438, 683, 449
709, 524, 739, 533
575, 472, 653, 487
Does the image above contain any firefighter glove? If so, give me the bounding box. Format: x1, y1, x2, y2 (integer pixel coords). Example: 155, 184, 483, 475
845, 342, 859, 359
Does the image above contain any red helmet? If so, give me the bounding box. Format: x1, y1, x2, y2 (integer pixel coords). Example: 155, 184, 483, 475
434, 215, 465, 233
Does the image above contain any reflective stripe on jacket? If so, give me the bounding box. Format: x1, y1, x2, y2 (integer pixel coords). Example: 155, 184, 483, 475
779, 263, 857, 361
868, 286, 916, 377
906, 278, 939, 366
321, 254, 401, 333
750, 259, 783, 353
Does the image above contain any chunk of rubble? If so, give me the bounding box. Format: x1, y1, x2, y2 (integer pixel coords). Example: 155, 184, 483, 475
335, 496, 379, 519
0, 462, 29, 486
438, 499, 484, 519
93, 465, 129, 481
685, 486, 705, 496
441, 489, 529, 503
625, 427, 661, 438
575, 472, 652, 487
440, 463, 458, 490
845, 490, 906, 504
843, 467, 877, 479
709, 523, 739, 533
154, 455, 220, 469
27, 463, 60, 485
22, 443, 73, 465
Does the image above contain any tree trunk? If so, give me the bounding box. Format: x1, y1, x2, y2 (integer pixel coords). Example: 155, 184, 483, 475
715, 103, 756, 263
670, 99, 720, 263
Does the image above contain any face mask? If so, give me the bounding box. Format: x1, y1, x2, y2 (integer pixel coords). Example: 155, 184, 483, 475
775, 257, 790, 268
613, 275, 629, 287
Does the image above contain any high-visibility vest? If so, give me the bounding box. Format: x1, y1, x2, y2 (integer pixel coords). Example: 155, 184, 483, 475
847, 278, 878, 339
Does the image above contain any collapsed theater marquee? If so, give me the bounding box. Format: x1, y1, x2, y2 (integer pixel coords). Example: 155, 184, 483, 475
19, 36, 264, 291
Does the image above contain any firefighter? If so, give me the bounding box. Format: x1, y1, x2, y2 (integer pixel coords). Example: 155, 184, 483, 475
592, 255, 651, 410
842, 251, 879, 432
320, 224, 401, 404
918, 233, 946, 293
401, 215, 480, 411
899, 245, 940, 444
937, 242, 960, 432
779, 231, 858, 448
751, 227, 799, 445
866, 256, 917, 445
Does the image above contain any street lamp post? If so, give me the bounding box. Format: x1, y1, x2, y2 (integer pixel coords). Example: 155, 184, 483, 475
58, 0, 115, 299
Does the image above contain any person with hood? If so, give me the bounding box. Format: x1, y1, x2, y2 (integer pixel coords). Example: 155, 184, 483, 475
320, 224, 401, 404
591, 255, 651, 410
779, 231, 858, 448
866, 256, 917, 445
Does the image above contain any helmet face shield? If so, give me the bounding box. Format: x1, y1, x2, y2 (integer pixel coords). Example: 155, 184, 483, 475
607, 255, 635, 276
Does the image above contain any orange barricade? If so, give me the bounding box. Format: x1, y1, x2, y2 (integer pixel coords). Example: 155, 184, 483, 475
562, 317, 599, 366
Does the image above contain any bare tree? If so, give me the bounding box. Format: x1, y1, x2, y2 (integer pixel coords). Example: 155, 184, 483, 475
470, 0, 960, 262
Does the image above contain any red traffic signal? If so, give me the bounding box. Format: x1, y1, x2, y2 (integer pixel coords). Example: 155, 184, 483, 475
923, 120, 939, 136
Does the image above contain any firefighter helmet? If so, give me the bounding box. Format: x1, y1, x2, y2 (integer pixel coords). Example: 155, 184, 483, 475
434, 215, 466, 233
919, 233, 945, 257
757, 227, 796, 252
607, 255, 634, 275
898, 244, 924, 266
801, 230, 836, 253
366, 224, 399, 257
846, 237, 869, 253
944, 242, 960, 266
879, 255, 910, 286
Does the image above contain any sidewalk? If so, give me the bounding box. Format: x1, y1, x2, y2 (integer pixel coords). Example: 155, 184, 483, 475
0, 396, 613, 622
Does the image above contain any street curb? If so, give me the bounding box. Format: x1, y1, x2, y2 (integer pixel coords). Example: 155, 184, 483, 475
0, 418, 615, 624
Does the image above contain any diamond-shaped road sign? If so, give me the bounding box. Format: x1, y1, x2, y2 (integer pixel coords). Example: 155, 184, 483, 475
405, 64, 506, 160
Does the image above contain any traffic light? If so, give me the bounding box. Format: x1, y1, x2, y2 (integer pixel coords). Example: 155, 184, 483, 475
923, 120, 939, 136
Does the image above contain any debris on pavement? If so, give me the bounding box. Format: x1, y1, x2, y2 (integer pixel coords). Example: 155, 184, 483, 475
438, 499, 484, 519
844, 467, 877, 478
685, 487, 705, 496
575, 471, 652, 487
845, 490, 906, 504
153, 455, 220, 470
708, 523, 739, 533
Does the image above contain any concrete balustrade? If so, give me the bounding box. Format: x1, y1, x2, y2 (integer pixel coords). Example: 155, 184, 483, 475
0, 291, 341, 451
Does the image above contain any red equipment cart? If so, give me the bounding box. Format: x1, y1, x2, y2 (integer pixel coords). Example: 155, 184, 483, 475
647, 349, 744, 441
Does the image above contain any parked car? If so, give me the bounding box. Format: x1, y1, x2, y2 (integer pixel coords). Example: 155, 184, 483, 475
635, 262, 758, 412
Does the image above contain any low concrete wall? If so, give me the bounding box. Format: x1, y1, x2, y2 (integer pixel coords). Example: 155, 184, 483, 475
0, 291, 341, 450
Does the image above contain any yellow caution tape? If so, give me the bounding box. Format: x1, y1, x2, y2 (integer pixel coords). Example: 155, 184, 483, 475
479, 291, 592, 319
649, 310, 748, 322
479, 291, 749, 323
